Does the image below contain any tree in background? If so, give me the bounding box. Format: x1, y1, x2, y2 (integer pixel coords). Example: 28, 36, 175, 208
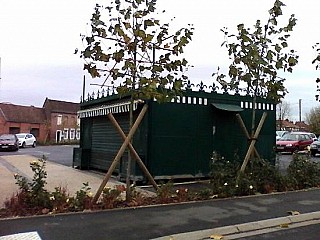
313, 43, 320, 101
276, 100, 291, 128
213, 0, 299, 172
306, 107, 320, 135
78, 0, 193, 102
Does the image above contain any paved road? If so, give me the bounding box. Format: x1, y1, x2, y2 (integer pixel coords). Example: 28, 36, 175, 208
1, 147, 320, 239
1, 189, 320, 240
1, 145, 319, 171
0, 145, 78, 166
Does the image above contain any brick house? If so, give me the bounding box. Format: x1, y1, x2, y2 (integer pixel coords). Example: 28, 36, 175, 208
0, 103, 47, 141
43, 98, 80, 143
0, 99, 80, 144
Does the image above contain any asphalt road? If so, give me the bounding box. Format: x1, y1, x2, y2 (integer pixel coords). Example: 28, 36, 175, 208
1, 189, 320, 240
1, 145, 320, 171
0, 145, 79, 166
1, 146, 320, 239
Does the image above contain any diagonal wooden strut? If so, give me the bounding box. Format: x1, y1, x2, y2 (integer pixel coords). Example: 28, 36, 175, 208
236, 114, 261, 160
107, 113, 159, 191
92, 104, 148, 204
239, 112, 267, 173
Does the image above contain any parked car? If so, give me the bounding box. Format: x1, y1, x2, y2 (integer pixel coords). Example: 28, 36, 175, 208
16, 133, 36, 148
307, 132, 317, 141
276, 132, 313, 154
276, 130, 289, 141
310, 136, 320, 156
0, 134, 19, 151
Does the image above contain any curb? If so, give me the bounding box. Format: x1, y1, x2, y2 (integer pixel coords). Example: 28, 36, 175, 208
152, 211, 320, 240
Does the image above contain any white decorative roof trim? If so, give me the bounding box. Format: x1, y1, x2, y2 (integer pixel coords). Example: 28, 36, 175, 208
78, 100, 143, 118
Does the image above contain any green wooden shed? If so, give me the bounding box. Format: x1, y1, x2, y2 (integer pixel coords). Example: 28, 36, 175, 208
75, 88, 276, 181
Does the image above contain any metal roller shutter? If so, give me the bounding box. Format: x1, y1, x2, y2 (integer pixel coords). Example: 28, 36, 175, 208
90, 113, 129, 172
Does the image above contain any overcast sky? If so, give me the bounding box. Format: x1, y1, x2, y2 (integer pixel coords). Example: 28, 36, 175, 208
0, 0, 319, 121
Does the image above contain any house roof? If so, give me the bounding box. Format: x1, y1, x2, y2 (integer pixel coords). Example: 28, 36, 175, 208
276, 119, 298, 129
295, 121, 310, 131
0, 103, 46, 123
43, 98, 80, 114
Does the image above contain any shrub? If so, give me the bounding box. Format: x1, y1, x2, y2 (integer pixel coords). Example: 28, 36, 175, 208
209, 151, 292, 197
68, 182, 93, 211
156, 181, 175, 203
287, 154, 320, 189
101, 185, 123, 209
5, 156, 52, 215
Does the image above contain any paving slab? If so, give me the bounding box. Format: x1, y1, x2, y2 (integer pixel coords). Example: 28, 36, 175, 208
0, 155, 125, 207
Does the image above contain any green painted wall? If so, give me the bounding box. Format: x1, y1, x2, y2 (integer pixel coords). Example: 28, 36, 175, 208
78, 90, 276, 180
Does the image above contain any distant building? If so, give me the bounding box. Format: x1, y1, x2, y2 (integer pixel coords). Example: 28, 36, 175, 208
276, 119, 310, 132
0, 103, 46, 141
0, 98, 80, 144
43, 98, 80, 143
295, 121, 310, 132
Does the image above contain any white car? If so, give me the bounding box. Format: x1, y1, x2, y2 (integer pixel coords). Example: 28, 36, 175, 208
16, 133, 37, 148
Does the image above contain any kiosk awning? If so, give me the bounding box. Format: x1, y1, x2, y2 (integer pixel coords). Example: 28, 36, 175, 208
78, 100, 143, 118
211, 103, 243, 112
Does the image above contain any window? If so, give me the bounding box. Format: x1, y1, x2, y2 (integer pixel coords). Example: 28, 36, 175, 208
77, 117, 80, 127
76, 128, 80, 140
63, 128, 69, 140
63, 116, 68, 125
70, 128, 75, 140
57, 115, 62, 125
9, 127, 20, 134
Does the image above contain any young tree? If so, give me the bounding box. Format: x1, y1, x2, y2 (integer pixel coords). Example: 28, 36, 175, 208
78, 0, 193, 102
78, 0, 193, 200
214, 0, 299, 171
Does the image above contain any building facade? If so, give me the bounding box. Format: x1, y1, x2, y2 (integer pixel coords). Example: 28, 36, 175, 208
43, 98, 80, 143
0, 103, 47, 141
77, 89, 276, 181
0, 99, 80, 144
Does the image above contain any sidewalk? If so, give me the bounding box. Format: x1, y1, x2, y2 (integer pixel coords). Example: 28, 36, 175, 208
0, 155, 126, 208
153, 211, 320, 239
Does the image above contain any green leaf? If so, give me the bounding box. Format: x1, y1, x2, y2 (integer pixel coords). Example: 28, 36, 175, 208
266, 50, 274, 61
288, 56, 297, 66
144, 19, 154, 30
144, 34, 154, 42
276, 60, 283, 69
275, 44, 281, 53
123, 22, 131, 30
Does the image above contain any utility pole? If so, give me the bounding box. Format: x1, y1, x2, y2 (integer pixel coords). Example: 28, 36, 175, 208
299, 99, 302, 122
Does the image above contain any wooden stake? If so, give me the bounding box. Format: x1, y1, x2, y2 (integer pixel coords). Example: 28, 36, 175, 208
236, 114, 261, 160
239, 112, 267, 173
107, 113, 159, 191
92, 104, 148, 204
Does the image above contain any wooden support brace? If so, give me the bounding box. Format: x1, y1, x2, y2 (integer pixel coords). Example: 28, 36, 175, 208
107, 113, 159, 191
239, 112, 267, 173
92, 104, 148, 204
236, 114, 261, 160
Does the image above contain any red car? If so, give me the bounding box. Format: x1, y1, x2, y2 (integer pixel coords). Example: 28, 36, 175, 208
0, 134, 19, 151
276, 132, 313, 154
